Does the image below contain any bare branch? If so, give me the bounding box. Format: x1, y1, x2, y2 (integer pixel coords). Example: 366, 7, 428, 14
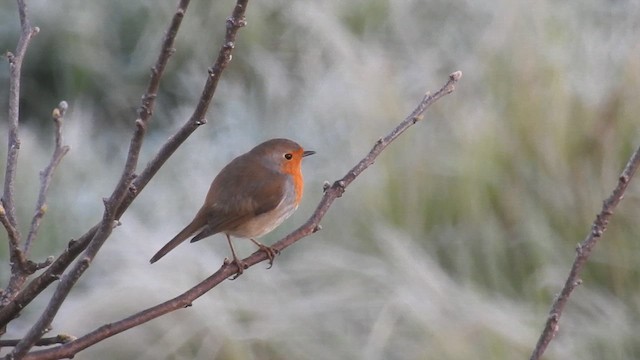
529, 144, 640, 360
0, 102, 71, 312
25, 101, 71, 255
3, 0, 39, 230
115, 0, 250, 218
0, 0, 40, 309
20, 71, 462, 360
8, 0, 251, 356
0, 334, 74, 349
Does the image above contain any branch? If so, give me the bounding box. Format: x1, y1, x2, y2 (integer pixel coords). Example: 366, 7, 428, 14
20, 71, 462, 360
0, 0, 250, 331
25, 101, 70, 255
0, 335, 74, 349
114, 0, 250, 219
1, 0, 39, 296
529, 144, 640, 360
0, 102, 70, 311
8, 0, 250, 357
3, 0, 39, 230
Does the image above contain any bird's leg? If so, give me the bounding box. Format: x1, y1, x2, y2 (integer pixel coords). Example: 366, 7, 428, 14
226, 234, 247, 280
249, 238, 279, 268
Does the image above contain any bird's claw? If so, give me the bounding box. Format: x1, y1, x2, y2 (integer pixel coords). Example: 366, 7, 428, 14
226, 257, 248, 280
258, 245, 279, 268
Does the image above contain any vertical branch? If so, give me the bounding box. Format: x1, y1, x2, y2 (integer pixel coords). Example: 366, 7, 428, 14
529, 144, 640, 360
23, 101, 70, 256
0, 102, 69, 310
0, 0, 40, 307
3, 0, 39, 230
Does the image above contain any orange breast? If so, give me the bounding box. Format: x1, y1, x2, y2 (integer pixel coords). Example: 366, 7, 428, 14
280, 153, 305, 205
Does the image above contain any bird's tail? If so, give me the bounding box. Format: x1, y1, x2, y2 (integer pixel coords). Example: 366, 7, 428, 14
150, 219, 206, 263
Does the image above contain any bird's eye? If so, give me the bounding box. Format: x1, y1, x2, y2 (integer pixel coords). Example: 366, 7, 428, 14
284, 153, 293, 160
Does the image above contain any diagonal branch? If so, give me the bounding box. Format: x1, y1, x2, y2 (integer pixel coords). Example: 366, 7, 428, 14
529, 144, 640, 360
20, 71, 462, 360
115, 0, 250, 218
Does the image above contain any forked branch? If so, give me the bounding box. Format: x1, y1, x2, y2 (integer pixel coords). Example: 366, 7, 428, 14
1, 0, 40, 308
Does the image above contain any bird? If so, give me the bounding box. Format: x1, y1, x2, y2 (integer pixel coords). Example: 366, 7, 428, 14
150, 138, 315, 278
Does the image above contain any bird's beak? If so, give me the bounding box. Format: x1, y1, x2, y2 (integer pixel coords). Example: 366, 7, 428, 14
303, 150, 315, 157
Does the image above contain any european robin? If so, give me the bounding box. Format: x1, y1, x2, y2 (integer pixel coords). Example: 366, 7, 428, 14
150, 138, 315, 277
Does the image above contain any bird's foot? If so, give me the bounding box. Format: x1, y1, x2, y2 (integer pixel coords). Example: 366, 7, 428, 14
257, 244, 280, 269
225, 257, 248, 280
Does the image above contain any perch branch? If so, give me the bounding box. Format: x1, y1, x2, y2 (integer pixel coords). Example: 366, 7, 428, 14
529, 144, 640, 360
21, 71, 462, 360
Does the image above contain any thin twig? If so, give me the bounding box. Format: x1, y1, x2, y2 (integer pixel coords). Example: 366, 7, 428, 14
0, 0, 249, 331
20, 71, 462, 360
0, 102, 69, 312
0, 334, 74, 348
24, 101, 70, 255
115, 0, 250, 218
3, 0, 39, 230
529, 144, 640, 360
1, 0, 40, 308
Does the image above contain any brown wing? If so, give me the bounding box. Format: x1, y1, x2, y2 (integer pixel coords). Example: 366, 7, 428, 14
190, 155, 287, 243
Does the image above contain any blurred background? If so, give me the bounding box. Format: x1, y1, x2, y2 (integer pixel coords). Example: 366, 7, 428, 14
1, 0, 640, 359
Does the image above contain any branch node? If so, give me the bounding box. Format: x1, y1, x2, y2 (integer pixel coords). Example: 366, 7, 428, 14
312, 225, 322, 233
322, 181, 331, 192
